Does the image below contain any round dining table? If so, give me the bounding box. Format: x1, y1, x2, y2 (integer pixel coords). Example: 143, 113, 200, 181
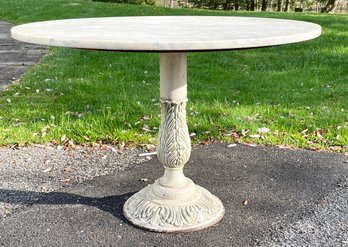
11, 16, 321, 233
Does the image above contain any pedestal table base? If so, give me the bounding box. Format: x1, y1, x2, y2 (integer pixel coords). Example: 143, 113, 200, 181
123, 53, 224, 232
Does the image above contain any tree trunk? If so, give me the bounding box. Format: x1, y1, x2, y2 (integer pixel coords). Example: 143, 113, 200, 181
284, 0, 289, 11
169, 0, 174, 8
277, 0, 282, 11
261, 0, 267, 10
321, 0, 339, 12
250, 0, 255, 10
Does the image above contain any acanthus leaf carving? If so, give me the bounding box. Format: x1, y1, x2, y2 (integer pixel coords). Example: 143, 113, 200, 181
156, 100, 191, 169
123, 183, 224, 232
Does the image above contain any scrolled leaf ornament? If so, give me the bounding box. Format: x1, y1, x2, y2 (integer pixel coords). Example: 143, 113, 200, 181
123, 181, 225, 232
123, 53, 224, 232
156, 99, 191, 169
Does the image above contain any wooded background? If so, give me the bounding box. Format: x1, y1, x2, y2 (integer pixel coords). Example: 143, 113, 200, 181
156, 0, 346, 13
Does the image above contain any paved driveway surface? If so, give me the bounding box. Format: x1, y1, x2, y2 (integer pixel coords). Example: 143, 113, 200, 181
0, 144, 347, 247
0, 21, 46, 88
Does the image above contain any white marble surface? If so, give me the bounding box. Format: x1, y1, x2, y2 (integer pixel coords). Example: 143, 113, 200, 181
11, 16, 321, 51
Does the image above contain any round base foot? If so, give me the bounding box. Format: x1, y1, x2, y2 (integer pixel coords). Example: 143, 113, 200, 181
123, 178, 224, 232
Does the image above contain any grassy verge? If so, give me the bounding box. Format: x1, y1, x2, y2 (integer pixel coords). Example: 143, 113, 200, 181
0, 0, 347, 152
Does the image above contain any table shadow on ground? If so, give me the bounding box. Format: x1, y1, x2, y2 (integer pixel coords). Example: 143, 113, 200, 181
0, 144, 347, 246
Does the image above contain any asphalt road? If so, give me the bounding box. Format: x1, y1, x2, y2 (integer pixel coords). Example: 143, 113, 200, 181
0, 21, 46, 88
0, 143, 347, 247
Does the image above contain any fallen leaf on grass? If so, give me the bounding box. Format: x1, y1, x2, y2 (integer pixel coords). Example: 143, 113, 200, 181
146, 144, 156, 152
257, 127, 270, 134
241, 129, 249, 137
300, 129, 308, 135
330, 146, 342, 151
64, 111, 88, 118
249, 134, 261, 138
41, 126, 50, 133
60, 135, 66, 142
316, 128, 324, 138
140, 115, 152, 121
142, 125, 151, 132
231, 132, 239, 139
316, 128, 323, 135
10, 143, 19, 150
33, 144, 45, 148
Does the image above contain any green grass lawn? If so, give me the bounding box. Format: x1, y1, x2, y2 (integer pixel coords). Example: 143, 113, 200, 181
0, 0, 347, 151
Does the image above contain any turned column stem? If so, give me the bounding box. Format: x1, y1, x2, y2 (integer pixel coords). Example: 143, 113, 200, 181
156, 53, 191, 187
159, 168, 187, 187
160, 53, 187, 103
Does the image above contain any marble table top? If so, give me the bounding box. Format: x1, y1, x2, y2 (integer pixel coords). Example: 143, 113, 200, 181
11, 16, 321, 52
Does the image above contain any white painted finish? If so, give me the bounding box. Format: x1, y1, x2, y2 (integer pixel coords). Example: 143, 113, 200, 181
124, 55, 225, 231
10, 17, 321, 232
160, 53, 187, 102
123, 178, 225, 232
11, 16, 321, 51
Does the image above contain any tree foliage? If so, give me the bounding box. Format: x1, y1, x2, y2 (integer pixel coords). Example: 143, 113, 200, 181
188, 0, 249, 10
186, 0, 345, 12
321, 0, 340, 12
